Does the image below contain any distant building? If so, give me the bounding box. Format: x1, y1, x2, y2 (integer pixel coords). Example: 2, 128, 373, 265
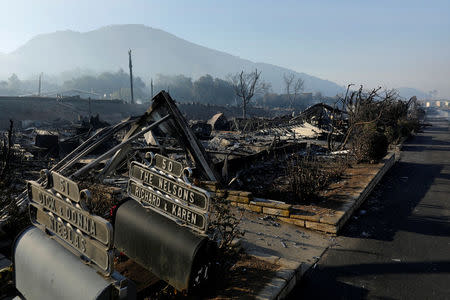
42, 89, 102, 99
300, 93, 313, 100
422, 99, 449, 108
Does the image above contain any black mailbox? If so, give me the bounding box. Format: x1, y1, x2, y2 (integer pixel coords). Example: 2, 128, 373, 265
113, 199, 213, 292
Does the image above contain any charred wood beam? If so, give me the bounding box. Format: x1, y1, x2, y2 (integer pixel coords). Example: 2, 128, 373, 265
153, 91, 219, 181
100, 97, 164, 178
102, 91, 219, 182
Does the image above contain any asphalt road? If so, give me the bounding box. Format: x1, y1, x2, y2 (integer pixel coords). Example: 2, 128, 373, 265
289, 113, 450, 300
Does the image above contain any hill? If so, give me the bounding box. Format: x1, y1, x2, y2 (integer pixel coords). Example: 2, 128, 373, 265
2, 24, 345, 96
397, 87, 430, 100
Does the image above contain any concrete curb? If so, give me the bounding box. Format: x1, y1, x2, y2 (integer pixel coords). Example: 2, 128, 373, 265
249, 151, 398, 299
330, 152, 396, 233
248, 252, 308, 300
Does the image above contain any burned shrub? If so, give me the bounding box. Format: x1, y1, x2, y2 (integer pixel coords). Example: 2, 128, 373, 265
328, 86, 389, 154
209, 198, 244, 253
379, 97, 422, 144
1, 190, 30, 238
328, 85, 421, 163
286, 154, 347, 202
399, 119, 418, 137
351, 125, 388, 163
384, 118, 418, 144
78, 182, 123, 219
0, 120, 16, 186
207, 196, 245, 293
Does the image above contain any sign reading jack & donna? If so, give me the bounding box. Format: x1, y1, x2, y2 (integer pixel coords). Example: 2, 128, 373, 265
27, 172, 114, 275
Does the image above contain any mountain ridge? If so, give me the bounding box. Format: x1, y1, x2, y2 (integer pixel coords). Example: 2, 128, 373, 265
1, 24, 345, 96
0, 24, 428, 98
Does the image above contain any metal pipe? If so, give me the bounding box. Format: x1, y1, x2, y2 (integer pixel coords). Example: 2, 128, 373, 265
72, 114, 171, 178
5, 118, 137, 213
58, 118, 136, 173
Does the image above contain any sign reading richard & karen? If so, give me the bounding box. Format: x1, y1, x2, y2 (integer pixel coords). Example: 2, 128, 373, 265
128, 155, 210, 233
128, 180, 207, 231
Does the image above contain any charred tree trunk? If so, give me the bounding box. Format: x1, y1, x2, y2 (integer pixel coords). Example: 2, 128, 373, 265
242, 100, 247, 119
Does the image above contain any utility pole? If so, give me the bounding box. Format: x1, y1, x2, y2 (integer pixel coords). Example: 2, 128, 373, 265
128, 49, 134, 104
88, 97, 92, 119
150, 78, 154, 99
38, 73, 42, 96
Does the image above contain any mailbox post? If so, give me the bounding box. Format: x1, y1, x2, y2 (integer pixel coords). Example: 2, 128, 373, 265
14, 171, 136, 299
114, 199, 213, 292
14, 152, 215, 297
14, 226, 135, 300
114, 153, 215, 292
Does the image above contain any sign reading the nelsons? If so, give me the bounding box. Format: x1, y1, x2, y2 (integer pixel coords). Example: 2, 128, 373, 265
129, 161, 209, 211
128, 155, 210, 233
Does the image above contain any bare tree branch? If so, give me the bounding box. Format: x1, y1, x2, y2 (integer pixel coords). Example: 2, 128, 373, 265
327, 85, 393, 152
229, 69, 267, 119
283, 73, 304, 109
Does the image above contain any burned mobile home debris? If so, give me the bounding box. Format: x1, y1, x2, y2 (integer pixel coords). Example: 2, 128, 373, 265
0, 89, 422, 298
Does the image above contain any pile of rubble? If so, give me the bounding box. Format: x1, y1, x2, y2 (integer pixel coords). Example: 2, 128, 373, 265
0, 93, 347, 225
0, 91, 351, 298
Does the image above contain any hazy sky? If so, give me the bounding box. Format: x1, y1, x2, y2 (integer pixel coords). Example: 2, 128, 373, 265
0, 0, 449, 97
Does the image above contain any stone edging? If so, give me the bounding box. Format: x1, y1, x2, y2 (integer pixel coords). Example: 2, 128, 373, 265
203, 151, 396, 235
